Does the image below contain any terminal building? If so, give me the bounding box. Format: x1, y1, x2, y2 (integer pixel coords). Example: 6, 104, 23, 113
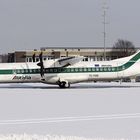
3, 47, 137, 63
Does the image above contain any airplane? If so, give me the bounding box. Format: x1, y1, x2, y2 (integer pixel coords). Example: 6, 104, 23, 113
0, 50, 140, 88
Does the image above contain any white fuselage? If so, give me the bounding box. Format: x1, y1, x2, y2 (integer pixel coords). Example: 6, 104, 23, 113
0, 53, 140, 85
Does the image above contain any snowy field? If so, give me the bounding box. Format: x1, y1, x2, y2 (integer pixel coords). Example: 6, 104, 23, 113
0, 82, 140, 139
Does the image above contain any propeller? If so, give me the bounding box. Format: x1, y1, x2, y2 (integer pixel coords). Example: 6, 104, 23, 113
37, 52, 44, 77
32, 53, 36, 62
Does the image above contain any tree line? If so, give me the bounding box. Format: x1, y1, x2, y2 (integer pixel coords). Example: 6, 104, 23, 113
111, 39, 136, 58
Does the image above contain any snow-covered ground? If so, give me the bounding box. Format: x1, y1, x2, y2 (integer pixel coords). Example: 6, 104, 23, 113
0, 82, 140, 139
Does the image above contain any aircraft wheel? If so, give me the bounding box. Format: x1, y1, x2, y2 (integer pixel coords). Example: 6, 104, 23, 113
59, 82, 65, 88
59, 82, 70, 88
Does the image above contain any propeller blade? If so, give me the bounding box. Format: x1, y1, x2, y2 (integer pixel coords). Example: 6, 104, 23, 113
40, 67, 44, 77
39, 52, 43, 63
32, 53, 36, 62
37, 52, 44, 77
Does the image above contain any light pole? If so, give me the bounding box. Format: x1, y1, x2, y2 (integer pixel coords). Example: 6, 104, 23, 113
102, 2, 109, 61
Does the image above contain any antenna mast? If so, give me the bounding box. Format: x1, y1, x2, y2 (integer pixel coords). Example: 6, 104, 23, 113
102, 1, 109, 61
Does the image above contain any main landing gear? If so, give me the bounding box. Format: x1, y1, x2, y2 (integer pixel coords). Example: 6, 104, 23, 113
58, 81, 70, 88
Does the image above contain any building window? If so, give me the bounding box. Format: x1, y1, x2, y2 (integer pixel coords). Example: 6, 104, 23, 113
36, 57, 39, 62
90, 56, 95, 61
100, 57, 103, 61
97, 57, 100, 61
85, 58, 88, 61
93, 56, 96, 61
26, 58, 29, 62
48, 56, 53, 60
29, 57, 32, 62
43, 57, 46, 61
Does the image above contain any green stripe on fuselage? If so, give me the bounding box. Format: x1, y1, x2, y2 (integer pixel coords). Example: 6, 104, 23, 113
0, 70, 13, 74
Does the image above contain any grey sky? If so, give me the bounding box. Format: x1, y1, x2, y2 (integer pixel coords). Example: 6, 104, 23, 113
0, 0, 140, 53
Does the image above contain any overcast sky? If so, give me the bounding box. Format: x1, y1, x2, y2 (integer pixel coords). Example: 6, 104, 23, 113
0, 0, 140, 53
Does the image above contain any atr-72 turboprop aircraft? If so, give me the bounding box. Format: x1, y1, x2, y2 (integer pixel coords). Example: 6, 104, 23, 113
0, 50, 140, 88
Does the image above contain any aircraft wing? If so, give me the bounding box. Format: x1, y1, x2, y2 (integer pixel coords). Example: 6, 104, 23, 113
57, 56, 83, 67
